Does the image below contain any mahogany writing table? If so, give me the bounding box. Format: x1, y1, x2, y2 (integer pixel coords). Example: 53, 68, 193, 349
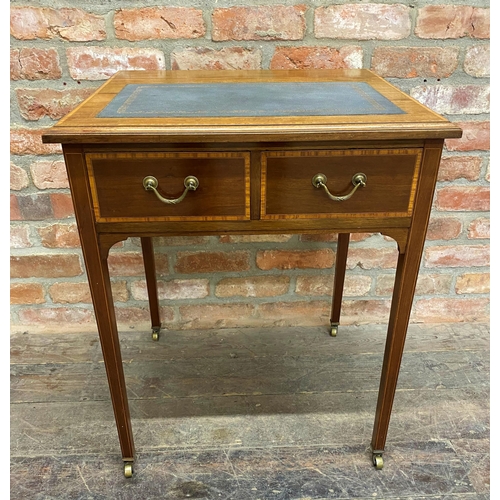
42, 69, 462, 477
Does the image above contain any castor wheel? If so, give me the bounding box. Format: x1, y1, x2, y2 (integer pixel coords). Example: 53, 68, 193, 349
152, 327, 160, 341
372, 454, 384, 470
329, 323, 339, 337
124, 463, 134, 478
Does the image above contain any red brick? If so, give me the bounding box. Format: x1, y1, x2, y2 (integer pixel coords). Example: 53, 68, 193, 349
315, 4, 410, 40
445, 122, 490, 152
411, 85, 489, 115
10, 162, 29, 190
50, 193, 75, 219
438, 156, 482, 182
11, 254, 83, 278
464, 45, 490, 77
424, 245, 489, 268
270, 46, 362, 70
295, 275, 371, 297
212, 5, 307, 41
347, 247, 398, 269
18, 306, 95, 325
175, 251, 250, 274
376, 273, 452, 296
468, 218, 490, 239
136, 236, 210, 247
215, 276, 290, 298
108, 252, 169, 277
413, 298, 489, 323
11, 48, 61, 80
17, 193, 53, 220
114, 307, 154, 326
10, 128, 61, 155
37, 223, 80, 248
10, 195, 21, 221
336, 300, 391, 325
10, 283, 45, 304
485, 161, 490, 182
29, 160, 68, 189
10, 225, 32, 248
299, 233, 371, 243
114, 7, 204, 40
67, 47, 165, 81
131, 279, 209, 300
426, 217, 462, 240
371, 47, 459, 78
10, 7, 106, 41
179, 303, 256, 329
172, 47, 261, 71
435, 186, 489, 211
415, 6, 489, 39
258, 300, 329, 327
49, 281, 128, 303
256, 249, 334, 270
16, 88, 94, 121
220, 234, 292, 244
455, 273, 489, 295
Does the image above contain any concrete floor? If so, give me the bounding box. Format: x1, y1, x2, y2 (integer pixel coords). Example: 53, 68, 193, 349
11, 323, 489, 499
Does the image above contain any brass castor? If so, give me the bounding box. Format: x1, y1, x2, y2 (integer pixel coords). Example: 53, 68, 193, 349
152, 327, 160, 341
372, 454, 384, 470
329, 323, 339, 337
124, 463, 134, 478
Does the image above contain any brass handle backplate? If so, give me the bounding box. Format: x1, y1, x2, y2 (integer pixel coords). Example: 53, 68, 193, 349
143, 175, 199, 205
312, 172, 367, 202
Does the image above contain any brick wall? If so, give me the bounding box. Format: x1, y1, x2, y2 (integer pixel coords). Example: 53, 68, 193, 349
10, 1, 490, 333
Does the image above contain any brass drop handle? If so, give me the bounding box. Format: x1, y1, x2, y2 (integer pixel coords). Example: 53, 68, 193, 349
312, 172, 367, 201
143, 175, 199, 204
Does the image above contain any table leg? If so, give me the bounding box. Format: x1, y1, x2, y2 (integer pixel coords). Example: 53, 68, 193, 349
329, 233, 350, 337
140, 237, 161, 341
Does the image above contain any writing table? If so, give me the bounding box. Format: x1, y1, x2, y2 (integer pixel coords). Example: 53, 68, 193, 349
42, 69, 462, 477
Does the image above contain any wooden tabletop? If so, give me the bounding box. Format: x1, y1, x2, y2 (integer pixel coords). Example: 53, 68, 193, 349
42, 69, 462, 144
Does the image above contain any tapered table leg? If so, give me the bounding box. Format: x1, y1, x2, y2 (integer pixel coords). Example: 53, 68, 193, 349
141, 237, 161, 341
329, 233, 350, 337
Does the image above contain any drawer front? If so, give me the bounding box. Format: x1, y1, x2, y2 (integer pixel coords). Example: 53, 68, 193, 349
261, 149, 422, 219
87, 152, 250, 222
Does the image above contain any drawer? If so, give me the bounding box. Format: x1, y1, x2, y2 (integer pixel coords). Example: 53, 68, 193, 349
87, 152, 250, 222
261, 149, 422, 219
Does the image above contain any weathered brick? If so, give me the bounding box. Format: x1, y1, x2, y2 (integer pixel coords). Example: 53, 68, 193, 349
114, 7, 204, 41
438, 156, 482, 182
299, 233, 371, 243
18, 306, 95, 325
468, 217, 490, 239
67, 47, 165, 81
413, 298, 489, 323
215, 276, 290, 298
11, 195, 21, 221
10, 283, 45, 304
10, 7, 106, 41
347, 247, 398, 269
50, 193, 74, 219
49, 281, 128, 303
335, 300, 391, 325
376, 273, 452, 296
17, 193, 53, 220
131, 279, 209, 301
295, 275, 371, 297
11, 254, 83, 278
175, 251, 250, 274
411, 85, 490, 115
371, 47, 459, 78
455, 273, 489, 295
424, 245, 489, 268
11, 48, 61, 81
212, 5, 307, 41
445, 122, 490, 152
426, 217, 462, 240
270, 46, 362, 70
220, 234, 292, 244
10, 163, 29, 190
10, 224, 32, 249
10, 128, 61, 155
464, 45, 490, 77
133, 235, 211, 247
257, 300, 329, 327
179, 303, 256, 329
485, 161, 490, 182
114, 307, 154, 325
108, 252, 169, 277
172, 47, 261, 71
415, 6, 489, 39
315, 4, 411, 40
29, 160, 68, 189
16, 88, 94, 121
435, 186, 489, 212
37, 223, 80, 248
256, 249, 334, 270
